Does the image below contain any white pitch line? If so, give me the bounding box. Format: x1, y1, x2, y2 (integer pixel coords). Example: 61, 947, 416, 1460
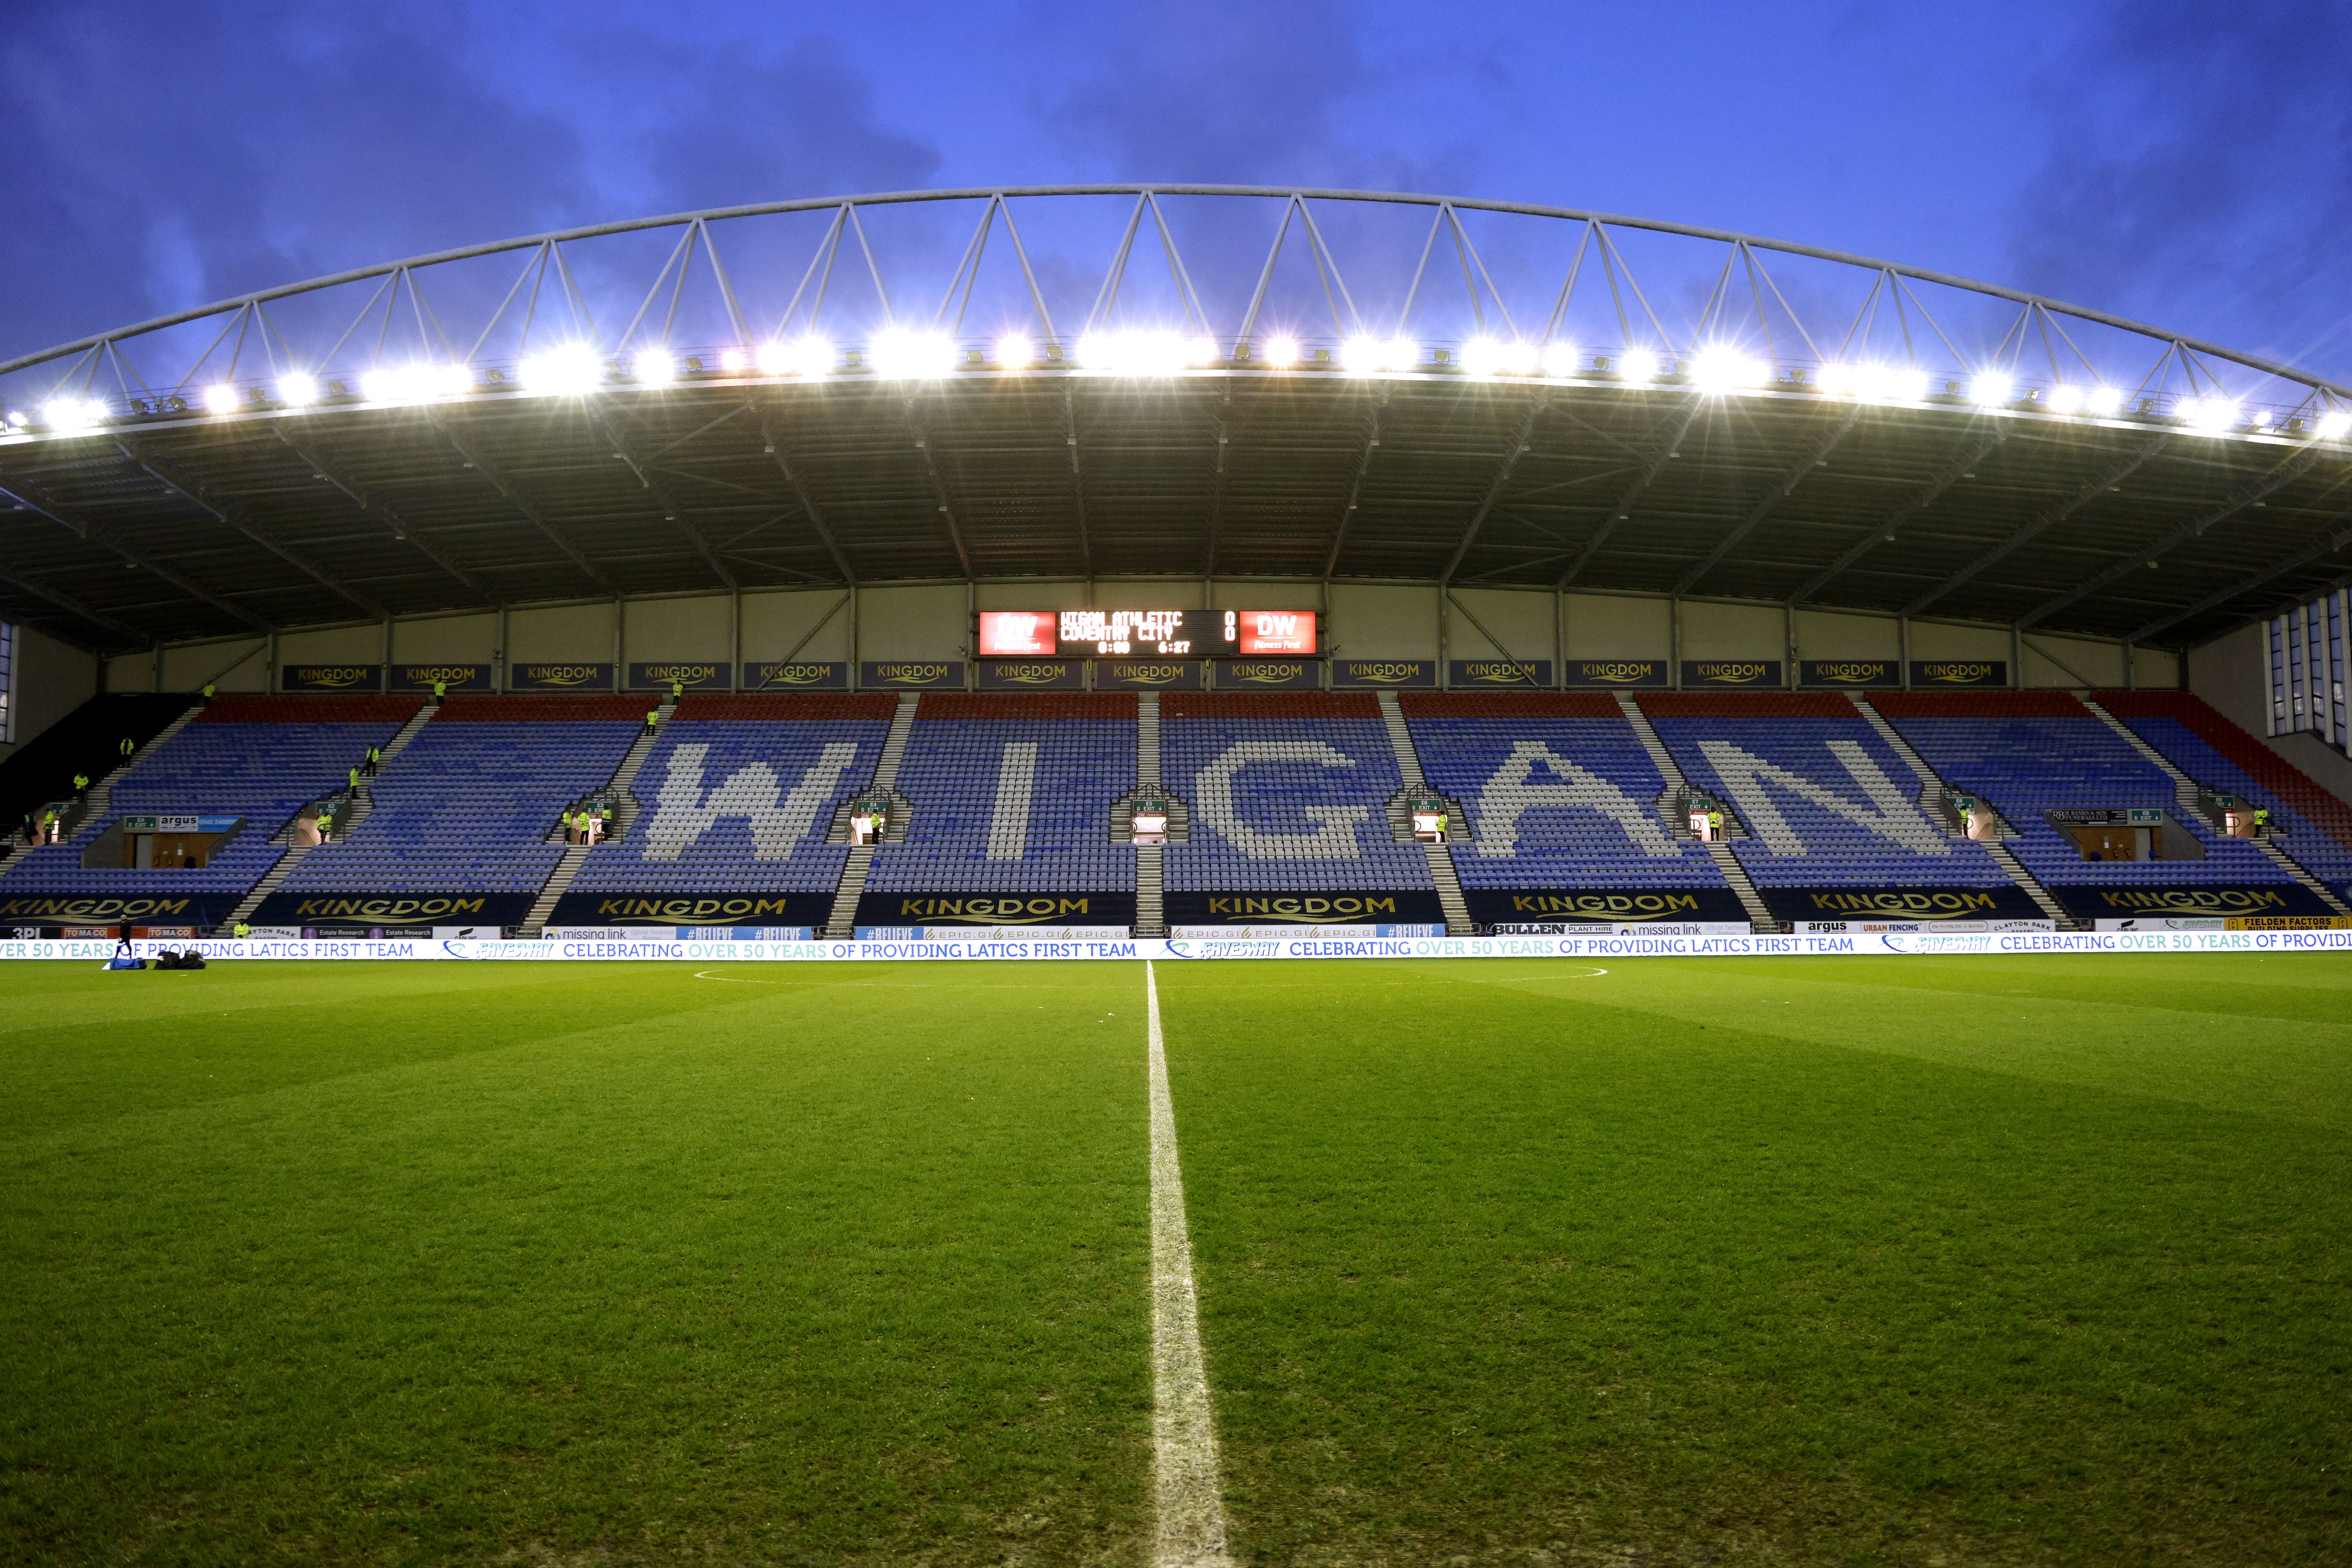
1145, 959, 1235, 1568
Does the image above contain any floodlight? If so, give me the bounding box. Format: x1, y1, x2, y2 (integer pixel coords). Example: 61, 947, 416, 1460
522, 344, 603, 395
2250, 410, 2273, 429
1817, 362, 1858, 396
2181, 395, 2238, 431
2046, 384, 2083, 414
1190, 336, 1221, 365
996, 335, 1035, 368
2084, 385, 2124, 416
632, 350, 676, 386
1970, 372, 2013, 406
1263, 336, 1300, 367
1461, 339, 1503, 378
871, 328, 954, 380
2316, 410, 2352, 441
755, 342, 789, 374
1690, 345, 1763, 394
277, 372, 318, 406
42, 396, 105, 431
1504, 342, 1541, 376
1538, 342, 1577, 377
718, 348, 749, 373
1618, 347, 1660, 383
1342, 336, 1385, 373
1385, 337, 1416, 370
787, 337, 834, 377
202, 383, 239, 414
1863, 365, 1928, 402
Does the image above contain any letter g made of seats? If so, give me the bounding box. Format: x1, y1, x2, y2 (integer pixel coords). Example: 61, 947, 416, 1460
1195, 740, 1372, 858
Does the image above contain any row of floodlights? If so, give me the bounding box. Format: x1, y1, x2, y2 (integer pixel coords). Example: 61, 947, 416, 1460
11, 332, 2350, 441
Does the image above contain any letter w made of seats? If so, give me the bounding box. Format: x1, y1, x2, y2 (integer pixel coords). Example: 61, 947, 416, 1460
642, 742, 860, 860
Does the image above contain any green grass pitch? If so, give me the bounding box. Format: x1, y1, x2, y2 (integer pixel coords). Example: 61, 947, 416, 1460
1, 952, 2346, 1565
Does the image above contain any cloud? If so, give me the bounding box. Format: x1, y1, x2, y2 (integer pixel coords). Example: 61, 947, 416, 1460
2005, 0, 2352, 380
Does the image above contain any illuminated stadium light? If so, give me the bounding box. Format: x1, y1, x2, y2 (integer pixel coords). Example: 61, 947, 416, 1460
2249, 410, 2273, 430
1689, 345, 1764, 394
2084, 384, 2125, 416
202, 383, 240, 414
277, 372, 318, 407
1190, 336, 1221, 366
1970, 372, 2013, 406
2316, 410, 2352, 441
41, 396, 107, 431
1461, 339, 1503, 378
1617, 347, 1661, 383
1079, 331, 1187, 376
1817, 362, 1858, 396
786, 337, 834, 377
2180, 395, 2240, 431
1342, 336, 1415, 373
632, 350, 677, 386
717, 348, 748, 373
1858, 364, 1929, 403
2046, 384, 2084, 414
1538, 342, 1576, 377
870, 328, 954, 380
1262, 336, 1300, 367
1504, 342, 1541, 376
521, 344, 604, 396
995, 335, 1035, 367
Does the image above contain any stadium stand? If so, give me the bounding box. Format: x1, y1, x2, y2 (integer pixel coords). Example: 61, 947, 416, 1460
864, 693, 1136, 894
1872, 691, 2296, 888
0, 692, 192, 838
1162, 691, 1431, 894
2094, 689, 2352, 886
567, 693, 893, 899
0, 695, 417, 911
1398, 692, 1722, 889
279, 695, 640, 900
1639, 692, 2014, 891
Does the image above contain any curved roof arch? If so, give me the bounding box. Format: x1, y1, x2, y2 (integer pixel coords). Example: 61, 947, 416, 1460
0, 186, 2346, 658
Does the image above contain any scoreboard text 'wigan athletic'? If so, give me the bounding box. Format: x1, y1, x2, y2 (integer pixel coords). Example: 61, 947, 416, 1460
975, 609, 1317, 657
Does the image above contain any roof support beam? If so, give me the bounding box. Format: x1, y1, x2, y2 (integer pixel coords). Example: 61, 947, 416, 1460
1201, 394, 1233, 578
116, 441, 389, 620
1441, 397, 1550, 583
906, 400, 975, 580
1557, 396, 1704, 587
1322, 405, 1385, 580
1901, 434, 2168, 617
429, 414, 621, 595
753, 411, 856, 584
1674, 403, 1863, 595
583, 405, 736, 590
1062, 386, 1093, 579
0, 472, 271, 633
0, 564, 150, 646
2130, 514, 2352, 644
272, 428, 496, 603
2017, 444, 2328, 631
1785, 428, 2009, 603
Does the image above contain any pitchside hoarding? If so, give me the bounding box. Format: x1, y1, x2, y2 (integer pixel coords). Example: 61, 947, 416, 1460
1448, 659, 1553, 689
1561, 659, 1669, 688
1212, 658, 1319, 690
281, 664, 382, 693
2049, 884, 2336, 921
1097, 660, 1204, 690
859, 660, 964, 690
738, 661, 850, 690
1462, 888, 1751, 925
1797, 660, 1900, 688
1330, 659, 1437, 689
510, 662, 617, 691
626, 661, 730, 691
976, 659, 1085, 690
249, 892, 536, 928
1163, 891, 1447, 926
854, 892, 1139, 928
388, 664, 493, 692
1910, 660, 2009, 687
549, 891, 838, 928
1681, 660, 1783, 688
1760, 886, 2047, 924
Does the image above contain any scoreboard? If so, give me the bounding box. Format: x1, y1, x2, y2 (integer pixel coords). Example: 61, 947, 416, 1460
978, 609, 1316, 657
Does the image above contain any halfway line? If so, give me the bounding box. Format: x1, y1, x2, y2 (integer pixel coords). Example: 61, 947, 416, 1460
1145, 960, 1235, 1568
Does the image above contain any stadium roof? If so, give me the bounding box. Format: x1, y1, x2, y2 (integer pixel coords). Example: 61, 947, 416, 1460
1, 185, 2347, 656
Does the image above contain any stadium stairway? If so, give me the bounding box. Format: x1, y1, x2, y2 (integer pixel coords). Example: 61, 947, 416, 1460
1849, 692, 2074, 925
519, 695, 678, 933
1130, 691, 1170, 937
67, 697, 204, 837
823, 692, 921, 937
1375, 691, 1473, 934
1618, 693, 1779, 929
221, 695, 442, 928
2079, 693, 2352, 915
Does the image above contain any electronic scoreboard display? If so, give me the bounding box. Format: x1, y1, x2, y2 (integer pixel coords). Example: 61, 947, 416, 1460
977, 609, 1316, 657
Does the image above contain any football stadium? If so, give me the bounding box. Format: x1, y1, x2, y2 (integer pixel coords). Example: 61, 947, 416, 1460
1, 187, 2348, 1563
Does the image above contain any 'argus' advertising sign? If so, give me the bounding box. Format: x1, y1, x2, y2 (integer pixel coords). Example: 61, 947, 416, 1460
859, 661, 965, 689
1331, 659, 1437, 688
1448, 659, 1552, 688
1561, 659, 1669, 687
1798, 660, 1900, 687
627, 662, 730, 691
509, 662, 616, 691
281, 664, 382, 692
738, 661, 849, 690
